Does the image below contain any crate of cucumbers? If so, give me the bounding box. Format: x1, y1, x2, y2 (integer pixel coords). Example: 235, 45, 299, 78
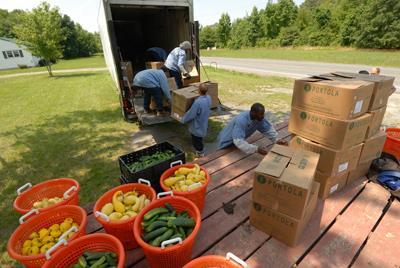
119, 142, 185, 192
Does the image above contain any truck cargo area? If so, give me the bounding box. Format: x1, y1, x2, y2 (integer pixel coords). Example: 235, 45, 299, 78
111, 5, 191, 73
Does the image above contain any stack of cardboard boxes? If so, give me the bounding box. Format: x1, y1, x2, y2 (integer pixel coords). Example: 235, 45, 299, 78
288, 73, 394, 199
250, 145, 320, 246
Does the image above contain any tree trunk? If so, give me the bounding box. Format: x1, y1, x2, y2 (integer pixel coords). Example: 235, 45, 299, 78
45, 60, 53, 76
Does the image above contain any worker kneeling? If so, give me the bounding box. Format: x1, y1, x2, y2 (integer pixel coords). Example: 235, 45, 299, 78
133, 69, 171, 116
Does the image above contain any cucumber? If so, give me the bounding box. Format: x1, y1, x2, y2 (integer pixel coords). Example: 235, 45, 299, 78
105, 253, 116, 266
142, 215, 160, 227
158, 216, 176, 222
178, 227, 186, 239
72, 265, 82, 268
145, 221, 168, 233
79, 256, 88, 267
85, 252, 106, 261
143, 227, 168, 242
186, 227, 194, 236
89, 256, 106, 268
150, 228, 174, 247
143, 207, 169, 221
172, 217, 195, 228
165, 203, 174, 212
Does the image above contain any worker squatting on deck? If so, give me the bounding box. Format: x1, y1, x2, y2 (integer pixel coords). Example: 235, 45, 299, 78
218, 103, 279, 155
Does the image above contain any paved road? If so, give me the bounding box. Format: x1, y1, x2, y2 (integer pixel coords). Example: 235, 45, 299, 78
0, 67, 107, 79
201, 57, 400, 88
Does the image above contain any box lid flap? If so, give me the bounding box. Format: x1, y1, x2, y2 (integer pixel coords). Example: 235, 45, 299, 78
255, 145, 293, 178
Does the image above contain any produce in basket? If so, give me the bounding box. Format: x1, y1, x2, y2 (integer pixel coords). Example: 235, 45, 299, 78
163, 164, 206, 191
128, 150, 175, 172
141, 203, 195, 247
32, 196, 64, 209
101, 190, 151, 221
21, 218, 78, 256
71, 251, 117, 268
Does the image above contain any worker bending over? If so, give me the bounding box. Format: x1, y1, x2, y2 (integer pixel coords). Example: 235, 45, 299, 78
133, 69, 170, 116
218, 103, 278, 154
181, 83, 211, 157
164, 41, 192, 88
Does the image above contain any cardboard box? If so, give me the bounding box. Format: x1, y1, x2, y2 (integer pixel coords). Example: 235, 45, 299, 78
250, 181, 319, 247
319, 72, 395, 110
347, 160, 373, 184
171, 86, 199, 120
366, 106, 386, 138
252, 145, 319, 219
289, 106, 372, 150
292, 78, 374, 120
149, 78, 177, 110
145, 61, 164, 69
189, 81, 219, 108
290, 136, 363, 177
359, 131, 387, 163
168, 78, 178, 91
120, 61, 133, 85
314, 171, 348, 199
182, 60, 200, 87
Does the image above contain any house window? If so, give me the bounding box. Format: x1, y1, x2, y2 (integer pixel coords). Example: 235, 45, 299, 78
19, 50, 24, 57
2, 51, 7, 59
6, 51, 13, 58
13, 50, 21, 57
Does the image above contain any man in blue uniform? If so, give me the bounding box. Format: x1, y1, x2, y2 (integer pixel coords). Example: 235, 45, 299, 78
218, 103, 278, 154
181, 83, 211, 157
164, 41, 192, 88
133, 69, 171, 116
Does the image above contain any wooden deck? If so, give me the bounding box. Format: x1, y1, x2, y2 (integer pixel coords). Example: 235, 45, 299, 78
84, 122, 399, 268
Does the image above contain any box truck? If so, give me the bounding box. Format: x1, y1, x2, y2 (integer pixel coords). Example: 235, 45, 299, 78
98, 0, 199, 123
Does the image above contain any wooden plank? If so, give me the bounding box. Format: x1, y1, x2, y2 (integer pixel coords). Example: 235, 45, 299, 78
86, 212, 103, 234
246, 178, 367, 268
203, 220, 269, 260
352, 199, 400, 268
193, 191, 253, 257
298, 183, 390, 268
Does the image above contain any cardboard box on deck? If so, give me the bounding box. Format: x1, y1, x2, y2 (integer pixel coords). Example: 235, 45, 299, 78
319, 72, 395, 110
359, 131, 387, 164
250, 181, 319, 247
182, 60, 200, 87
171, 86, 199, 121
292, 77, 374, 120
289, 136, 363, 177
289, 106, 372, 150
190, 81, 219, 108
347, 160, 373, 185
366, 106, 386, 138
314, 171, 348, 199
120, 61, 133, 85
252, 145, 320, 219
145, 61, 164, 70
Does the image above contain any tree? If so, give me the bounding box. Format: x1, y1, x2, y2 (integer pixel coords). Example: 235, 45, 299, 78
355, 0, 400, 49
228, 19, 252, 49
13, 2, 63, 76
248, 7, 261, 46
0, 9, 25, 38
200, 25, 217, 49
217, 13, 231, 47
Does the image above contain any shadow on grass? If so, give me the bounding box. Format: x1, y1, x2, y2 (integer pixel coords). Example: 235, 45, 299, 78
53, 73, 98, 79
0, 107, 130, 261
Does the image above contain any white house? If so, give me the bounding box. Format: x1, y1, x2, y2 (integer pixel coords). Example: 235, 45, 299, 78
0, 37, 41, 70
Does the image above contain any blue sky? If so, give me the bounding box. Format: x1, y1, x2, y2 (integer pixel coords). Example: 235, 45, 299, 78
0, 0, 304, 32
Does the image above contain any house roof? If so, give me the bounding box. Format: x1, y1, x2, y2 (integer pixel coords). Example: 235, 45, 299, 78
0, 37, 17, 43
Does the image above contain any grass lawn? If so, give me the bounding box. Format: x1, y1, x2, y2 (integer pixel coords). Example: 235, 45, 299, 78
201, 47, 400, 67
0, 54, 106, 75
0, 64, 294, 266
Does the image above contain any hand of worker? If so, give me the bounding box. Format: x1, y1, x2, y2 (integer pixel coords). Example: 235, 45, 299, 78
183, 72, 191, 79
257, 146, 269, 155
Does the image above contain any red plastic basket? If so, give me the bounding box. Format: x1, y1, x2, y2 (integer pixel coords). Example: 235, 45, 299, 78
160, 162, 210, 212
93, 180, 156, 249
7, 205, 87, 268
183, 253, 248, 268
383, 128, 400, 161
42, 233, 125, 268
13, 178, 80, 215
133, 193, 201, 268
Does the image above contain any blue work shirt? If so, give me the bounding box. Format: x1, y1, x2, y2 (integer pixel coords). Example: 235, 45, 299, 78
182, 95, 211, 138
218, 111, 277, 149
165, 47, 186, 72
133, 69, 171, 100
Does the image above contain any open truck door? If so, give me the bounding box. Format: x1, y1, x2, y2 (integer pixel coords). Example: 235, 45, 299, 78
190, 21, 200, 76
